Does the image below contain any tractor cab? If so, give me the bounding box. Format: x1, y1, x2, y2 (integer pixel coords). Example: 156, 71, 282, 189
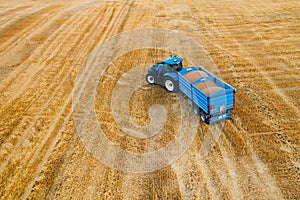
162, 55, 183, 71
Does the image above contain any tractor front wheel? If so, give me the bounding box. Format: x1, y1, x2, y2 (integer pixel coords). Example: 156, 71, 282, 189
146, 74, 156, 84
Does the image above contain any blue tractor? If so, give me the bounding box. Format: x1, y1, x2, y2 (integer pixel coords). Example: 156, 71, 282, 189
146, 56, 183, 92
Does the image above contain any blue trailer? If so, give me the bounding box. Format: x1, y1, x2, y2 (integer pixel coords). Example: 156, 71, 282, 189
146, 56, 236, 124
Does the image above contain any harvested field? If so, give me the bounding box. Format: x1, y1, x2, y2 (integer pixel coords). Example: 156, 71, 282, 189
0, 0, 299, 199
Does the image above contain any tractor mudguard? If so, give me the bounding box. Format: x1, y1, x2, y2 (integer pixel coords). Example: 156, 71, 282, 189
164, 72, 178, 81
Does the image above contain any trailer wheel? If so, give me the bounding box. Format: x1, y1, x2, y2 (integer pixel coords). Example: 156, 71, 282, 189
163, 77, 178, 92
200, 111, 207, 122
146, 74, 156, 84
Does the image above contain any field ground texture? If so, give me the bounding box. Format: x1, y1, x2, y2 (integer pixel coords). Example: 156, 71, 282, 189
0, 0, 299, 199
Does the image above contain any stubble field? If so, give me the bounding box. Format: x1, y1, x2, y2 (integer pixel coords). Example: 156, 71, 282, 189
0, 0, 299, 199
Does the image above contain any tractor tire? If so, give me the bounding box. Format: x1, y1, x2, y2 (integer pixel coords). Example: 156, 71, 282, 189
146, 73, 156, 84
163, 77, 179, 92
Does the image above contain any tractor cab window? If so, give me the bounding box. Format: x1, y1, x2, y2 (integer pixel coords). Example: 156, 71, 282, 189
170, 62, 182, 71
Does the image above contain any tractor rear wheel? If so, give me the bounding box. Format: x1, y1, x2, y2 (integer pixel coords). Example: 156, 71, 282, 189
163, 77, 178, 92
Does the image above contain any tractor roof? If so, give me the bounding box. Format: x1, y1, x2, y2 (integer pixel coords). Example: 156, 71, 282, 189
162, 56, 183, 65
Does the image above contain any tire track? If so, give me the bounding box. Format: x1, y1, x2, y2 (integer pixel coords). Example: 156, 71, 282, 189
45, 134, 78, 199
172, 150, 203, 199
0, 1, 131, 198
0, 5, 31, 15
212, 124, 244, 199
228, 119, 284, 199
0, 5, 45, 28
171, 128, 224, 200
211, 1, 299, 115
3, 0, 131, 113
0, 1, 101, 160
72, 0, 136, 106
237, 1, 300, 108
0, 4, 97, 147
0, 5, 75, 80
0, 1, 118, 106
19, 96, 73, 200
225, 119, 282, 198
1, 95, 72, 199
53, 3, 143, 198
0, 4, 106, 197
23, 2, 121, 190
0, 2, 92, 94
196, 155, 222, 199
3, 4, 97, 119
0, 4, 64, 53
0, 2, 115, 170
27, 5, 130, 197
